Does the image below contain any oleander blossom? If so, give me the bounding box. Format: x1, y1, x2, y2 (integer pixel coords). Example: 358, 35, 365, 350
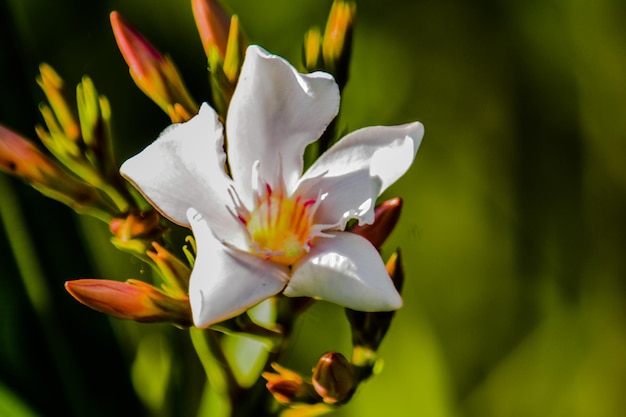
121, 45, 423, 328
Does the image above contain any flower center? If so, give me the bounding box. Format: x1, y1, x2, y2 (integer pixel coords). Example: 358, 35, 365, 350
244, 184, 316, 265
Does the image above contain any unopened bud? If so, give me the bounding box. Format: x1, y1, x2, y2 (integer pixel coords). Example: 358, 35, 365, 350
222, 15, 244, 83
147, 242, 191, 298
65, 279, 192, 326
206, 14, 246, 117
322, 1, 355, 89
312, 352, 355, 405
385, 250, 405, 294
37, 64, 80, 142
110, 209, 166, 257
110, 11, 197, 120
0, 124, 113, 218
303, 27, 323, 72
349, 197, 402, 249
192, 0, 231, 59
262, 363, 319, 405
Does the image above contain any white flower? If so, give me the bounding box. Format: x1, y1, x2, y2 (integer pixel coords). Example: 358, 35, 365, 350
121, 45, 424, 328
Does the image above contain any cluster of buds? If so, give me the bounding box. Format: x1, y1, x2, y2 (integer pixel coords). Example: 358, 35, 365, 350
0, 10, 203, 326
72, 0, 246, 325
304, 0, 356, 90
263, 352, 355, 409
0, 125, 109, 218
0, 64, 133, 221
1, 0, 413, 414
109, 0, 246, 121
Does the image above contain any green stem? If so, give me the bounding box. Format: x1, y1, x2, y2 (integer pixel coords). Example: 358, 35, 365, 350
190, 328, 238, 417
99, 182, 131, 213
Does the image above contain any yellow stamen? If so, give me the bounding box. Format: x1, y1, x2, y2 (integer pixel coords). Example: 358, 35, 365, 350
245, 185, 315, 265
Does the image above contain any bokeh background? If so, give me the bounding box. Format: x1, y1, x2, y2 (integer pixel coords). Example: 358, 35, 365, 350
1, 0, 626, 416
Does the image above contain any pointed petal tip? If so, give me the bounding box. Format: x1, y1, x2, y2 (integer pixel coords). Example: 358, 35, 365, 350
386, 291, 403, 310
410, 120, 424, 139
402, 121, 424, 154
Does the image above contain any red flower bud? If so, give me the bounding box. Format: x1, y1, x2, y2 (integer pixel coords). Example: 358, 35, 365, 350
350, 197, 402, 249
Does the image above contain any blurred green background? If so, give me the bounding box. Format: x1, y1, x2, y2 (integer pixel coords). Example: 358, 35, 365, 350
1, 0, 626, 416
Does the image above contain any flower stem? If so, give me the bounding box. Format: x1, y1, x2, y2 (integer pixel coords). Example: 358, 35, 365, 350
190, 328, 238, 416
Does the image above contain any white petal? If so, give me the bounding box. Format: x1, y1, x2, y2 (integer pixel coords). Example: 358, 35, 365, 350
226, 45, 340, 203
187, 208, 289, 328
296, 168, 380, 230
284, 231, 402, 311
301, 122, 424, 195
120, 103, 237, 239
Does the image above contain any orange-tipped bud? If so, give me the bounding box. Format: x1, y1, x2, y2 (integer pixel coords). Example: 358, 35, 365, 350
147, 242, 191, 298
385, 249, 405, 294
0, 124, 112, 217
110, 209, 163, 241
323, 1, 356, 60
312, 352, 355, 405
192, 0, 231, 59
37, 64, 81, 142
349, 197, 402, 249
65, 279, 192, 326
110, 209, 166, 257
110, 11, 197, 120
262, 363, 319, 405
322, 1, 355, 88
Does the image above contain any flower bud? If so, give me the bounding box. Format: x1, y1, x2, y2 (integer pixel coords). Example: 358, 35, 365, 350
262, 363, 319, 405
147, 242, 191, 298
110, 209, 166, 257
206, 14, 245, 117
303, 27, 323, 72
322, 1, 355, 89
0, 124, 113, 218
65, 279, 192, 326
222, 15, 244, 83
76, 76, 116, 177
349, 197, 402, 249
110, 11, 197, 121
385, 249, 405, 294
192, 0, 231, 59
312, 352, 355, 405
37, 63, 80, 142
35, 66, 127, 207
